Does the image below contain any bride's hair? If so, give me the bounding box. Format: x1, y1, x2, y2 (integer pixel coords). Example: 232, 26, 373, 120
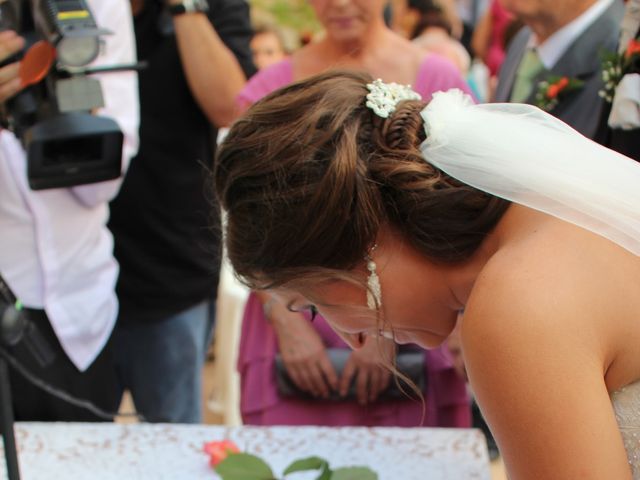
215, 70, 509, 289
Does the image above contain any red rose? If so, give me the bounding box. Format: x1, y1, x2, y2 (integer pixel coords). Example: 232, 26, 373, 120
556, 77, 569, 90
625, 39, 640, 59
203, 440, 240, 467
547, 84, 560, 98
547, 77, 570, 99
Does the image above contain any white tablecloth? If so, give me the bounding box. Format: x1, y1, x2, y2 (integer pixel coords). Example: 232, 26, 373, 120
3, 423, 490, 479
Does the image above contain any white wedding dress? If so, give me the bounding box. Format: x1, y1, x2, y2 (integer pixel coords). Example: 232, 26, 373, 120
612, 381, 640, 477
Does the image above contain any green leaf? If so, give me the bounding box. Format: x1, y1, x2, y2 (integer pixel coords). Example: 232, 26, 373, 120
283, 456, 328, 475
215, 453, 275, 480
283, 456, 332, 480
330, 467, 378, 480
315, 466, 332, 480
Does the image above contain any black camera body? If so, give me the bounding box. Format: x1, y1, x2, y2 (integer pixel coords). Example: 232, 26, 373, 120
0, 0, 124, 190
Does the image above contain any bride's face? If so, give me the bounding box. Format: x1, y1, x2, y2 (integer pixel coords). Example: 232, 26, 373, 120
270, 234, 462, 350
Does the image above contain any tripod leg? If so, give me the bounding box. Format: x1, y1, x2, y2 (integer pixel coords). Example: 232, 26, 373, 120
0, 358, 21, 480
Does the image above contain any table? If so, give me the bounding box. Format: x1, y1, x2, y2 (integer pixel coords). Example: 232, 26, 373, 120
2, 423, 491, 479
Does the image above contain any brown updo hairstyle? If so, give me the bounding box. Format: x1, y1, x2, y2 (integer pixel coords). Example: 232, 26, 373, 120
215, 70, 509, 291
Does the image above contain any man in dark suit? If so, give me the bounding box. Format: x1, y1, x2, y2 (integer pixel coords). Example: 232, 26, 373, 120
599, 0, 640, 160
495, 0, 624, 139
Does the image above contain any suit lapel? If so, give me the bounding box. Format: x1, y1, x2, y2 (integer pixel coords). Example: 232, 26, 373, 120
495, 28, 531, 102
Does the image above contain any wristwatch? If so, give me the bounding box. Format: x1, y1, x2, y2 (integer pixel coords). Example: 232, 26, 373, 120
167, 0, 209, 16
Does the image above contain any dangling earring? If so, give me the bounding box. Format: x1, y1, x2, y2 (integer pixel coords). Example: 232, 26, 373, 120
366, 245, 382, 310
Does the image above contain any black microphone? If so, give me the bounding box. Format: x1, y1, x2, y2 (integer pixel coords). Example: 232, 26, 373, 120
0, 275, 55, 367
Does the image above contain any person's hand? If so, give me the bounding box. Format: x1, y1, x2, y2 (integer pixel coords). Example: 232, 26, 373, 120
339, 335, 394, 405
269, 301, 339, 398
0, 31, 25, 103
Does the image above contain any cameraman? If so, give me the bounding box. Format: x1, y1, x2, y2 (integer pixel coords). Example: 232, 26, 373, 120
0, 0, 139, 420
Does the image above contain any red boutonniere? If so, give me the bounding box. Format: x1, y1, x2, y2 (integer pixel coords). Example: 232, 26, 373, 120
625, 39, 640, 59
600, 37, 640, 102
535, 75, 584, 111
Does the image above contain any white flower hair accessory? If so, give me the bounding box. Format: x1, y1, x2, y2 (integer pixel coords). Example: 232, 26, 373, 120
365, 78, 422, 118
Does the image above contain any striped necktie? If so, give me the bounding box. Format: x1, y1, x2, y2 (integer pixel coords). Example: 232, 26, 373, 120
510, 48, 544, 103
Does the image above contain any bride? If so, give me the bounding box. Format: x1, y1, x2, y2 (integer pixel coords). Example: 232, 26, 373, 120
215, 70, 640, 479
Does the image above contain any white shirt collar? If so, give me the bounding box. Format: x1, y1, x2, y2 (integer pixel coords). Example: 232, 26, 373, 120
530, 0, 614, 69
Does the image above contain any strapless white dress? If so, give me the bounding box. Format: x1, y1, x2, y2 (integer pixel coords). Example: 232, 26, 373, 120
612, 381, 640, 477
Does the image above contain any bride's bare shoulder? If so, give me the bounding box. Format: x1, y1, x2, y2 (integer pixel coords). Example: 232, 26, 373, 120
480, 206, 640, 298
459, 224, 638, 479
462, 215, 640, 361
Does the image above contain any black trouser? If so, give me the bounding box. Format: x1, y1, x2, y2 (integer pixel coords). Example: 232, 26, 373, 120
6, 309, 120, 421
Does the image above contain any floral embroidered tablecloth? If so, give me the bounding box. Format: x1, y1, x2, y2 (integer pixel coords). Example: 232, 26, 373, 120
2, 423, 491, 479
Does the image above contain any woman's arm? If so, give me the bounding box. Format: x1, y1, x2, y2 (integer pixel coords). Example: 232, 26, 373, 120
461, 257, 631, 480
257, 291, 339, 398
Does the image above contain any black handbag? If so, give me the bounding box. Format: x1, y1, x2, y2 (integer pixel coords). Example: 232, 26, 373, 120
274, 348, 425, 401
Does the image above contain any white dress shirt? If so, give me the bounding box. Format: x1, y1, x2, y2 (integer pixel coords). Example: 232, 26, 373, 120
0, 0, 139, 371
532, 0, 615, 69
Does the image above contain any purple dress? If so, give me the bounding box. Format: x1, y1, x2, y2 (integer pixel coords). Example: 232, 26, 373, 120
237, 56, 473, 427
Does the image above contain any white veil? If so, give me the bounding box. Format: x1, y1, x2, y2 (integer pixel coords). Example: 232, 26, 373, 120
419, 89, 640, 256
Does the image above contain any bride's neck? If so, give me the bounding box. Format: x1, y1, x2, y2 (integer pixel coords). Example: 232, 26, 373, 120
444, 205, 531, 307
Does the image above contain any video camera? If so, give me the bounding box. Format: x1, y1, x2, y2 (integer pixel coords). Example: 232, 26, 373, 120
0, 0, 136, 190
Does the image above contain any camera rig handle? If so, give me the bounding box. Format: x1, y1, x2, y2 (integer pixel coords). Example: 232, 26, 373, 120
0, 274, 55, 367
